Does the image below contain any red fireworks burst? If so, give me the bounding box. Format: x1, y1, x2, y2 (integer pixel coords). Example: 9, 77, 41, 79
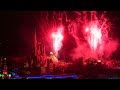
39, 11, 115, 60
85, 21, 102, 53
52, 26, 64, 56
82, 11, 111, 58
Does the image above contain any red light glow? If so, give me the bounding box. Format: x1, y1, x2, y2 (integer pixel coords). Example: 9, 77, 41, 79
98, 60, 101, 62
3, 71, 7, 75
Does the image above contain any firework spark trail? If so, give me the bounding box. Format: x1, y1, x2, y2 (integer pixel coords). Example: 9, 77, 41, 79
86, 21, 102, 53
83, 11, 110, 58
52, 26, 64, 56
38, 11, 65, 56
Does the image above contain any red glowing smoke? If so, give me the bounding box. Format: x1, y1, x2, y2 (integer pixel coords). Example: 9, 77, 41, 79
52, 26, 64, 55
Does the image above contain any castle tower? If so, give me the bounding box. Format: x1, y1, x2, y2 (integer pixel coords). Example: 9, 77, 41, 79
34, 29, 37, 57
33, 28, 47, 69
37, 43, 46, 64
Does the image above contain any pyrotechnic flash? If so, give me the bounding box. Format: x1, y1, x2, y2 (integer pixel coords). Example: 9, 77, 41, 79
82, 11, 110, 58
50, 52, 58, 62
85, 23, 102, 53
52, 26, 64, 56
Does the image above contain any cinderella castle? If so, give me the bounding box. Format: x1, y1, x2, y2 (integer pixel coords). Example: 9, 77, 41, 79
31, 29, 58, 74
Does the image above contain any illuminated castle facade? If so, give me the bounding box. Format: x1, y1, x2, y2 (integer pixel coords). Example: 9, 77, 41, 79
34, 29, 58, 64
34, 30, 47, 67
33, 29, 59, 74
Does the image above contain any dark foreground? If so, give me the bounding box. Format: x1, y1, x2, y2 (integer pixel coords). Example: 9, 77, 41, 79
9, 74, 120, 79
1, 57, 120, 79
8, 68, 120, 79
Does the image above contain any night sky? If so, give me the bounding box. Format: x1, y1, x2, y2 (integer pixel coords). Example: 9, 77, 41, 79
0, 11, 36, 56
0, 11, 120, 58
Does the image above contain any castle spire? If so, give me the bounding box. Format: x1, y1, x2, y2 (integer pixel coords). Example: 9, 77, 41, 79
34, 28, 37, 56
